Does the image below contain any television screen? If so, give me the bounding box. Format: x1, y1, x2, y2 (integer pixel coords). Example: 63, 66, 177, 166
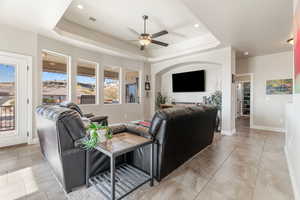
172, 70, 205, 92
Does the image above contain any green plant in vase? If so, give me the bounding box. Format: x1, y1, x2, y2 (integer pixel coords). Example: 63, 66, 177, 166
209, 90, 222, 111
82, 123, 113, 151
156, 92, 167, 109
207, 90, 222, 132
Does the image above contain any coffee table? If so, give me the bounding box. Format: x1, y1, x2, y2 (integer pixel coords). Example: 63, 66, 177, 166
86, 132, 154, 200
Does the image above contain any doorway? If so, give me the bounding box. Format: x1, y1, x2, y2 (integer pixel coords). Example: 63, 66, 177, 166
0, 52, 31, 147
236, 74, 253, 130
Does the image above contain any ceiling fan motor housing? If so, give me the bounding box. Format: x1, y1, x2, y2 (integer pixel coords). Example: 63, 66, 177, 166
143, 15, 149, 20
137, 15, 168, 50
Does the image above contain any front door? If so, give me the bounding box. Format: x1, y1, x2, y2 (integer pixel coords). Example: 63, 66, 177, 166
0, 53, 30, 147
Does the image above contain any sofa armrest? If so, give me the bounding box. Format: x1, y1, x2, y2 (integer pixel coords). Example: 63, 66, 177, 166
83, 113, 94, 118
109, 124, 127, 134
125, 123, 153, 139
89, 116, 108, 125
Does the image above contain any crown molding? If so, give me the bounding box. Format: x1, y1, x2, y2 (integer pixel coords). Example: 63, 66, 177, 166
147, 40, 220, 63
54, 27, 147, 61
53, 19, 220, 63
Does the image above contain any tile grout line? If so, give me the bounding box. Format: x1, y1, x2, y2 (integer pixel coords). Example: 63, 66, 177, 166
250, 135, 267, 200
192, 144, 237, 200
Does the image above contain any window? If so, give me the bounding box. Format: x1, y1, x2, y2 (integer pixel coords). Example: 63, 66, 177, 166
42, 51, 68, 105
0, 64, 15, 131
76, 60, 97, 104
104, 67, 120, 104
125, 69, 139, 103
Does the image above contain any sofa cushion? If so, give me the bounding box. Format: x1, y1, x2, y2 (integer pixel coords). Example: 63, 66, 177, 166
36, 105, 85, 141
60, 101, 84, 117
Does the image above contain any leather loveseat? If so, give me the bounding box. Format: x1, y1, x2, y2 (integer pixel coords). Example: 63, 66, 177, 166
126, 106, 217, 180
36, 105, 116, 193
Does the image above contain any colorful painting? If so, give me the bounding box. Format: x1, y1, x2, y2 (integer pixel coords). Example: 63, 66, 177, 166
294, 1, 300, 93
266, 79, 293, 95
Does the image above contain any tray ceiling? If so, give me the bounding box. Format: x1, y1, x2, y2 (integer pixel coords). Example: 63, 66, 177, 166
62, 0, 212, 48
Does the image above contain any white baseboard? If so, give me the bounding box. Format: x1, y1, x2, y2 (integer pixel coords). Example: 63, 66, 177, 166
251, 125, 285, 133
285, 146, 299, 200
221, 128, 236, 136
0, 138, 27, 148
27, 137, 39, 145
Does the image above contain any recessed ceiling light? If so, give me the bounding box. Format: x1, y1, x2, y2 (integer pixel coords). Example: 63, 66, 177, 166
194, 24, 200, 28
89, 17, 97, 22
77, 4, 84, 9
287, 38, 294, 45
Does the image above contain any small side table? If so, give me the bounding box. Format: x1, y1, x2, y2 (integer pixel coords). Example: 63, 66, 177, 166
86, 132, 154, 200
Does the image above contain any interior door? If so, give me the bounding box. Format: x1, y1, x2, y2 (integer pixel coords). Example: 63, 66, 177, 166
0, 54, 29, 147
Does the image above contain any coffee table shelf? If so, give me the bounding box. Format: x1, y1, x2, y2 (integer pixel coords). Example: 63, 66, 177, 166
86, 132, 154, 200
89, 164, 150, 200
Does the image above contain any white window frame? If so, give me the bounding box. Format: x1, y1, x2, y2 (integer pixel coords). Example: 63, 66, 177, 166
0, 51, 33, 147
41, 49, 71, 104
76, 58, 99, 105
103, 66, 121, 105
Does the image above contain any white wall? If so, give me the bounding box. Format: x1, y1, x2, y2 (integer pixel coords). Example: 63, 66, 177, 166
285, 1, 300, 199
237, 51, 293, 132
286, 101, 300, 200
0, 25, 37, 56
150, 47, 236, 135
160, 65, 222, 103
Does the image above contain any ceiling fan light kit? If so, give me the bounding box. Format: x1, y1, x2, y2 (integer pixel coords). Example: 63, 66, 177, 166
287, 38, 294, 45
134, 15, 169, 50
139, 34, 151, 46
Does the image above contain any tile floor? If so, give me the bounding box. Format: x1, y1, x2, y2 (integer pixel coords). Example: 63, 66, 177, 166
0, 118, 294, 200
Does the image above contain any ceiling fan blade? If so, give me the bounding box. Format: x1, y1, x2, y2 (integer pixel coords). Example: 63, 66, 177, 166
128, 27, 140, 36
140, 45, 145, 51
151, 40, 168, 47
151, 30, 168, 38
148, 17, 187, 38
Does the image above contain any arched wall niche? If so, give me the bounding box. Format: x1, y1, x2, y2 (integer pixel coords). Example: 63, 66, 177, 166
154, 61, 222, 104
148, 47, 236, 135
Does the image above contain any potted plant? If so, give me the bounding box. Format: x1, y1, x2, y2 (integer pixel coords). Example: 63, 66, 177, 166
82, 123, 113, 151
156, 92, 167, 109
207, 90, 222, 132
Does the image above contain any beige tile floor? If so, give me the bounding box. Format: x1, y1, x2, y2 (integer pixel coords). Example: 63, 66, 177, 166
0, 118, 294, 200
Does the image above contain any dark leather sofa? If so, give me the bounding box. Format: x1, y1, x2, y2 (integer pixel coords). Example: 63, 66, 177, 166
36, 105, 86, 192
59, 101, 108, 125
36, 105, 217, 192
127, 106, 217, 180
36, 105, 115, 193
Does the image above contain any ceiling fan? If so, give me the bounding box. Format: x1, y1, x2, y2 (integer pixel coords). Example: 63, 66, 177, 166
131, 15, 169, 51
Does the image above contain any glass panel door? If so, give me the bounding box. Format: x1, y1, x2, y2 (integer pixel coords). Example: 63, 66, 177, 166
0, 54, 29, 147
0, 64, 15, 132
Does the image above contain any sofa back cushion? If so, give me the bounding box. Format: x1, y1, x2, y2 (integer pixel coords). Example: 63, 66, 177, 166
149, 106, 217, 179
36, 105, 85, 150
60, 101, 84, 117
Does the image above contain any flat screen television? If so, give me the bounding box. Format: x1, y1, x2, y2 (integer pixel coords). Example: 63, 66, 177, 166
172, 70, 205, 92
